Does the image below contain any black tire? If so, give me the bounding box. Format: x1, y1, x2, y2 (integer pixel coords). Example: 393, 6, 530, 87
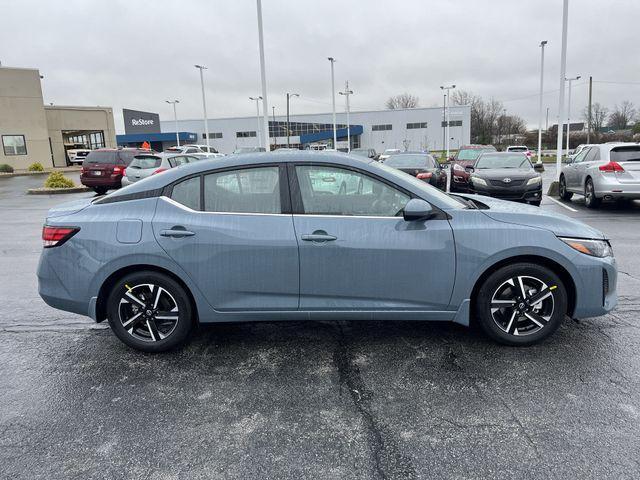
93, 187, 107, 195
475, 263, 568, 346
559, 174, 573, 200
584, 178, 601, 209
106, 271, 194, 352
529, 200, 541, 207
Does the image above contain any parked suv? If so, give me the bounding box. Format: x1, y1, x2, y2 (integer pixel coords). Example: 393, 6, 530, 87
559, 142, 640, 208
80, 148, 151, 194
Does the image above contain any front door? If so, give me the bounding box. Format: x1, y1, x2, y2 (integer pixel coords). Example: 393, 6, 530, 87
153, 165, 299, 311
290, 164, 455, 310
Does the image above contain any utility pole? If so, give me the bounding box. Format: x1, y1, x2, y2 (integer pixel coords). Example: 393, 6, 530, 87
587, 76, 593, 143
286, 93, 299, 148
256, 0, 270, 150
546, 107, 549, 132
328, 57, 337, 149
194, 65, 210, 149
272, 106, 276, 148
554, 0, 569, 184
249, 96, 262, 147
537, 40, 548, 165
166, 100, 180, 147
442, 94, 446, 153
440, 85, 456, 161
565, 75, 581, 154
339, 81, 353, 152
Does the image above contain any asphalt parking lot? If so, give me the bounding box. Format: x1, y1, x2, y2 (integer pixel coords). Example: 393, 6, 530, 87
1, 171, 640, 479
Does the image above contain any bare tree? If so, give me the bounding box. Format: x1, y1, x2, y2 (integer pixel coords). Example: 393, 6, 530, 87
583, 102, 609, 132
608, 101, 636, 130
385, 93, 419, 109
450, 90, 505, 144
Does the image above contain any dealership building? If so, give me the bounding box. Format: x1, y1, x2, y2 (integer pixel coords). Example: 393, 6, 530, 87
146, 106, 470, 154
0, 66, 117, 170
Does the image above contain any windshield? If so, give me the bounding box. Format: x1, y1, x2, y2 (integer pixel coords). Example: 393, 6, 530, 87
129, 156, 162, 169
611, 146, 640, 162
375, 162, 463, 209
476, 153, 531, 169
385, 154, 435, 169
457, 148, 493, 161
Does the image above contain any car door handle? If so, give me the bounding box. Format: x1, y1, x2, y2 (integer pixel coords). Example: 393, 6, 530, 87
160, 227, 195, 238
301, 231, 337, 242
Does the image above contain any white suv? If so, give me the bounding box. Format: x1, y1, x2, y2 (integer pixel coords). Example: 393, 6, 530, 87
165, 145, 223, 158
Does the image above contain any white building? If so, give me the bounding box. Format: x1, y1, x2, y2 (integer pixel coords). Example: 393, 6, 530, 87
159, 106, 470, 154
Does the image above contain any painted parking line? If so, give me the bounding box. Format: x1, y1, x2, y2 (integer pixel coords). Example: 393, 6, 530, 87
544, 195, 578, 212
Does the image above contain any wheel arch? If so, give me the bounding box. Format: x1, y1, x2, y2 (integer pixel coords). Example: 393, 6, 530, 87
95, 264, 199, 324
470, 255, 577, 321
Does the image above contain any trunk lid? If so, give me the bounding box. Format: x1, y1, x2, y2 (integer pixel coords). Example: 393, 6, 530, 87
46, 197, 93, 219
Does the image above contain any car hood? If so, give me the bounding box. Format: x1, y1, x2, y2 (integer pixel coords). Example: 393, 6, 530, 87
472, 167, 536, 180
458, 194, 606, 239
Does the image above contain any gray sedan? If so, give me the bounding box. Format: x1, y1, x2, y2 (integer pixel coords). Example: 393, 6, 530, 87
559, 142, 640, 208
121, 153, 200, 186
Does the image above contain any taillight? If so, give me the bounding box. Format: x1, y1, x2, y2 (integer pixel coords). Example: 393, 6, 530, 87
416, 172, 433, 179
153, 168, 167, 175
42, 226, 79, 248
113, 166, 123, 175
80, 166, 85, 174
599, 161, 624, 172
122, 168, 127, 177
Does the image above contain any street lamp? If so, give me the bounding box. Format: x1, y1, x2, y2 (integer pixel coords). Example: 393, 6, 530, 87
194, 65, 210, 149
537, 40, 548, 165
554, 0, 569, 185
249, 96, 263, 147
440, 84, 456, 158
165, 100, 180, 147
256, 0, 270, 150
339, 81, 354, 153
565, 75, 581, 154
272, 106, 276, 148
286, 93, 299, 148
328, 57, 337, 149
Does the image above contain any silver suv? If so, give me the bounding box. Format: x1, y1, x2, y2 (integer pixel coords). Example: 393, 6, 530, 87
559, 142, 640, 208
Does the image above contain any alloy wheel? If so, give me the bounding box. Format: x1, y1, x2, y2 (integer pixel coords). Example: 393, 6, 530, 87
559, 177, 566, 196
118, 283, 179, 342
585, 181, 594, 205
490, 275, 555, 336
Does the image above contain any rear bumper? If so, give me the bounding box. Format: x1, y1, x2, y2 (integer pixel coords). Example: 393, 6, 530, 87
80, 174, 122, 188
594, 174, 640, 198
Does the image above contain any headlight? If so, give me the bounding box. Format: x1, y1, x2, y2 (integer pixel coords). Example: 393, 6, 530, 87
472, 176, 487, 186
559, 237, 613, 257
453, 163, 465, 172
527, 176, 542, 186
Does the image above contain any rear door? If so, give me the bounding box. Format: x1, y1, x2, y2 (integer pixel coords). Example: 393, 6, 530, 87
611, 146, 640, 184
576, 146, 601, 189
290, 163, 455, 311
564, 147, 588, 190
153, 164, 299, 311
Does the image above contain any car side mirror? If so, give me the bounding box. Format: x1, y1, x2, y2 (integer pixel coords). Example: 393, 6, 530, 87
533, 163, 545, 172
465, 165, 475, 173
403, 199, 435, 221
563, 157, 573, 164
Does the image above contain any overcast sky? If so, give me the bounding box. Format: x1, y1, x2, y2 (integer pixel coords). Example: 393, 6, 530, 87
2, 0, 639, 132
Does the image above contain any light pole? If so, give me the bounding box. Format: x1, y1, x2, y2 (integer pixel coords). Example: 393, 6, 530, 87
286, 93, 299, 148
339, 81, 353, 152
272, 106, 276, 148
249, 96, 262, 147
328, 57, 337, 149
194, 65, 210, 149
165, 100, 180, 147
565, 75, 580, 154
441, 94, 446, 154
554, 0, 569, 185
440, 85, 456, 160
256, 0, 270, 150
537, 40, 548, 165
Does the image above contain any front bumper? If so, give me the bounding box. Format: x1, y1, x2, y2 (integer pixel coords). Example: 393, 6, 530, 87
470, 184, 542, 202
572, 254, 617, 318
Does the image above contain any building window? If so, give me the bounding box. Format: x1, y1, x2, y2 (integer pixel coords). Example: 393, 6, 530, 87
372, 124, 392, 131
89, 132, 105, 149
407, 122, 428, 129
203, 132, 223, 139
236, 131, 257, 138
441, 120, 463, 127
2, 135, 27, 155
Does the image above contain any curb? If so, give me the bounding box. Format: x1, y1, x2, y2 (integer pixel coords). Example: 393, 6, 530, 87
0, 168, 82, 178
27, 187, 91, 195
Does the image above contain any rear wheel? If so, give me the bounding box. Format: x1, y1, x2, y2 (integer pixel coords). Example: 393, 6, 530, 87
475, 263, 568, 346
559, 174, 573, 200
93, 187, 107, 195
106, 271, 193, 352
584, 178, 601, 209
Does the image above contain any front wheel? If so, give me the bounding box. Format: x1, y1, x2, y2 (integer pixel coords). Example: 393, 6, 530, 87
107, 271, 194, 352
93, 187, 107, 195
475, 263, 568, 346
584, 178, 601, 209
529, 200, 541, 207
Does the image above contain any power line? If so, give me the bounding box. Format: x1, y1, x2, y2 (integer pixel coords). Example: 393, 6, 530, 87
593, 80, 640, 86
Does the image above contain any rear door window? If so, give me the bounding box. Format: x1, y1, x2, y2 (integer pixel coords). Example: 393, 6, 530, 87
584, 147, 600, 162
171, 176, 201, 211
203, 167, 281, 214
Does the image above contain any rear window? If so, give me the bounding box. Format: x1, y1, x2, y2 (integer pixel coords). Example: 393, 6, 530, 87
611, 146, 640, 162
83, 151, 117, 164
457, 149, 483, 161
385, 154, 435, 168
118, 150, 142, 165
129, 156, 162, 169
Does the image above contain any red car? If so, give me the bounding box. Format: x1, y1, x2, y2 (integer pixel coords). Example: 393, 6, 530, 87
449, 145, 497, 192
80, 148, 151, 195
